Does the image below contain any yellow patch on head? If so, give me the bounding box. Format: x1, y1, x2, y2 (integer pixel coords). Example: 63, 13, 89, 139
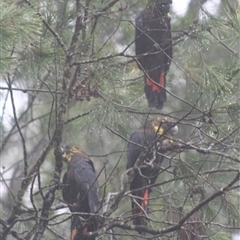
62, 152, 72, 163
154, 125, 164, 135
152, 121, 164, 135
151, 117, 176, 138
62, 146, 82, 163
70, 146, 82, 154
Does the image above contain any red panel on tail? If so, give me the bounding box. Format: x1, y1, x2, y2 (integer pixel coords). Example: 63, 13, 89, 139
141, 189, 149, 209
159, 71, 165, 89
146, 78, 160, 92
71, 226, 88, 240
146, 71, 165, 93
71, 229, 77, 240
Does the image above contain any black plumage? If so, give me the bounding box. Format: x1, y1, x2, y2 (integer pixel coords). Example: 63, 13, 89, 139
135, 0, 172, 109
62, 145, 99, 240
127, 117, 178, 234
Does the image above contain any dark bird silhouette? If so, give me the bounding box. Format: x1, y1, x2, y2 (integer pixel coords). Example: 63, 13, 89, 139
135, 0, 172, 109
62, 145, 99, 240
127, 117, 178, 234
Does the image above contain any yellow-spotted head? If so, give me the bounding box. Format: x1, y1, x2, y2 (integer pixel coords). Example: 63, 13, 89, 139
61, 145, 86, 163
150, 117, 178, 138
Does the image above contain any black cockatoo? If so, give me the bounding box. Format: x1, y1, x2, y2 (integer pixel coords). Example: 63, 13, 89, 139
62, 145, 99, 240
127, 117, 178, 234
135, 0, 172, 109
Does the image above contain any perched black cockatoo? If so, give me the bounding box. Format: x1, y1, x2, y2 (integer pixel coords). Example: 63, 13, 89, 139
127, 117, 178, 234
62, 145, 99, 240
135, 0, 172, 109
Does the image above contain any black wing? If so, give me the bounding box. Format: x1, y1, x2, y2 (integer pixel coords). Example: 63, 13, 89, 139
135, 8, 172, 71
127, 130, 146, 234
127, 130, 145, 169
74, 159, 99, 214
135, 10, 147, 70
163, 16, 172, 74
62, 158, 99, 212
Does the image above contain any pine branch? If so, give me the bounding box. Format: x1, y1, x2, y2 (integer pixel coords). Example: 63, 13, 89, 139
23, 0, 68, 55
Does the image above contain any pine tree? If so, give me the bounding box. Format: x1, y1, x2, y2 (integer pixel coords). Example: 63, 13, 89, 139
1, 0, 239, 239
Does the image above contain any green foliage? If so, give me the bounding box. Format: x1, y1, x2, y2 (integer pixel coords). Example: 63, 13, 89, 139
0, 1, 41, 74
1, 0, 239, 239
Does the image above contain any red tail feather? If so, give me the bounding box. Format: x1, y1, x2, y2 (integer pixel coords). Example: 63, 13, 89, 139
141, 189, 149, 209
146, 71, 165, 93
71, 229, 77, 240
159, 71, 165, 89
146, 78, 160, 92
71, 224, 88, 240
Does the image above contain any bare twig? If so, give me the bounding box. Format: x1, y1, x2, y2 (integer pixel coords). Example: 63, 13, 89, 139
6, 75, 28, 177
24, 0, 68, 55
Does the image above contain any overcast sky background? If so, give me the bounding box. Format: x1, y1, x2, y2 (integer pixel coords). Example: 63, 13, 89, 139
173, 0, 221, 15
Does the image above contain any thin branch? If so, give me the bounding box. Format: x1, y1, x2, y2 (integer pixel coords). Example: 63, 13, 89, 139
91, 0, 121, 34
24, 0, 68, 55
206, 27, 240, 59
1, 143, 54, 240
77, 171, 240, 237
0, 73, 51, 153
32, 1, 85, 239
6, 75, 28, 177
64, 110, 93, 124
